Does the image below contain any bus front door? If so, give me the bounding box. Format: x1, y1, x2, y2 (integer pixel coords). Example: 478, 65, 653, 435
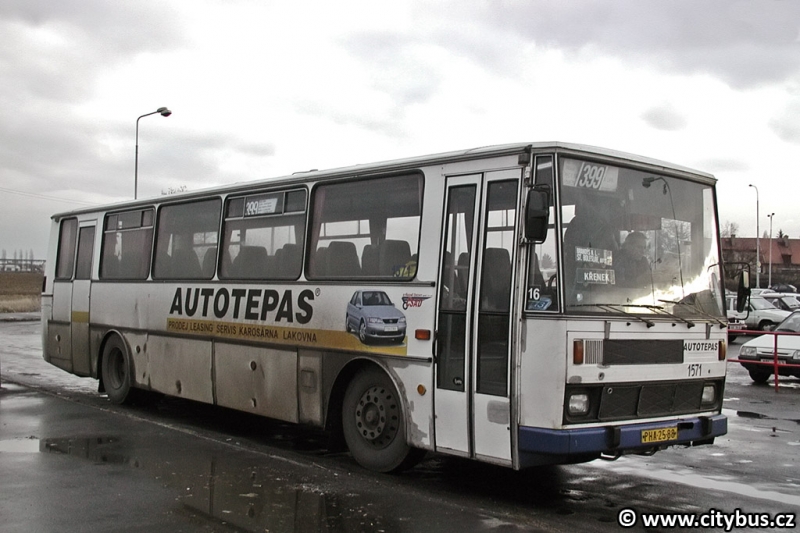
435, 170, 519, 466
71, 223, 95, 376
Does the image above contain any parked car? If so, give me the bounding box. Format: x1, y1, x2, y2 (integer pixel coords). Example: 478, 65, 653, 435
768, 283, 797, 293
725, 292, 747, 341
346, 290, 407, 344
750, 288, 776, 295
762, 293, 800, 312
725, 294, 790, 333
738, 311, 800, 383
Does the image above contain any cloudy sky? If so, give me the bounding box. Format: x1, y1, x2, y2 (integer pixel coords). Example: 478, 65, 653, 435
2, 0, 800, 259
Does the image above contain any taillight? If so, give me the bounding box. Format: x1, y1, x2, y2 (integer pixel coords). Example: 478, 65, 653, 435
573, 339, 584, 365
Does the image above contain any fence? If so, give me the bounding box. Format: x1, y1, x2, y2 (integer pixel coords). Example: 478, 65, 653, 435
0, 259, 45, 273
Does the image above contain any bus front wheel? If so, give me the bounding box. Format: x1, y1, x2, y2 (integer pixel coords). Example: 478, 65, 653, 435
101, 335, 133, 404
342, 368, 424, 473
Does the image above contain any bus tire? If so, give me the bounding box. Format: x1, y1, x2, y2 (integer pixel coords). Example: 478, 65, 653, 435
101, 335, 134, 404
342, 367, 423, 473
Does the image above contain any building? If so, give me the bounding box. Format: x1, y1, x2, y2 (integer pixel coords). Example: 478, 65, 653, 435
721, 236, 800, 290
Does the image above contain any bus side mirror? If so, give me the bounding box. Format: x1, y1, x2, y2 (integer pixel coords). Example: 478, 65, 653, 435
525, 187, 550, 242
736, 270, 750, 313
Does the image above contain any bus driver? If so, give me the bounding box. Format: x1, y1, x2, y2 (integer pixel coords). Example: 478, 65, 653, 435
616, 231, 650, 288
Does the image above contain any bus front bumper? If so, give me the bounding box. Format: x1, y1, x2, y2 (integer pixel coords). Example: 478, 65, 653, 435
517, 414, 726, 467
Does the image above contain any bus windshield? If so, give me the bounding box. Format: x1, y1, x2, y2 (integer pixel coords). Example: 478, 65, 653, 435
558, 157, 724, 319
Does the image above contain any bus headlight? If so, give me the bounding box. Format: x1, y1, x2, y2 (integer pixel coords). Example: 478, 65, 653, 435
567, 393, 590, 416
701, 384, 716, 405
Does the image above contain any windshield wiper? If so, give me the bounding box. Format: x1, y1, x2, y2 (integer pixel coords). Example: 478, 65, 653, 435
571, 303, 655, 328
637, 304, 696, 328
658, 300, 727, 328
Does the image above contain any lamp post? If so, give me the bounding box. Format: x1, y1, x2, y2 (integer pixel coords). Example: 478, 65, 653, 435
768, 212, 775, 288
749, 184, 760, 288
135, 107, 172, 199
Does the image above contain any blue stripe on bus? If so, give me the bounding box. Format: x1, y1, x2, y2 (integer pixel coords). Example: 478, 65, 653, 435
518, 415, 727, 456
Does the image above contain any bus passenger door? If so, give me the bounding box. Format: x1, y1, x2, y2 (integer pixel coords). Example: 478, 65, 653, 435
471, 171, 519, 464
435, 170, 519, 465
71, 223, 95, 375
435, 175, 480, 456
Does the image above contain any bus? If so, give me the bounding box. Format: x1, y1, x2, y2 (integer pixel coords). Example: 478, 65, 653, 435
42, 142, 732, 473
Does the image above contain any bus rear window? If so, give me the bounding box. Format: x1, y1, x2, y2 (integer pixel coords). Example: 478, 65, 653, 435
55, 218, 78, 280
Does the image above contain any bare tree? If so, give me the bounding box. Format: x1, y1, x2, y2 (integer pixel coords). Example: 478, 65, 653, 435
721, 221, 740, 238
161, 185, 188, 195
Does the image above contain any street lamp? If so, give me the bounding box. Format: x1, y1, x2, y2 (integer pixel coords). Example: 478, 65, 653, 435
749, 184, 760, 288
768, 212, 775, 288
135, 107, 172, 199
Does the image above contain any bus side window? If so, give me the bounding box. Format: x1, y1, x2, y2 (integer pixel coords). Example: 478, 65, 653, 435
153, 199, 221, 280
100, 209, 154, 280
308, 174, 422, 281
220, 189, 307, 281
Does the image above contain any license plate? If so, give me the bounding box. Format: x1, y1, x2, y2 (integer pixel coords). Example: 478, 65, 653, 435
384, 326, 398, 332
641, 427, 678, 444
761, 358, 782, 364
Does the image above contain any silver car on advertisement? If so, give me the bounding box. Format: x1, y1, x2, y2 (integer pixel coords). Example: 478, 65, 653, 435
346, 290, 407, 344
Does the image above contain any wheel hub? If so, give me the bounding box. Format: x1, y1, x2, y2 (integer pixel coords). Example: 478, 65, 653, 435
354, 385, 398, 448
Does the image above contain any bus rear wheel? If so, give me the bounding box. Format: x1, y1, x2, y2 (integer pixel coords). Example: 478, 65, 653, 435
101, 335, 133, 404
342, 368, 424, 473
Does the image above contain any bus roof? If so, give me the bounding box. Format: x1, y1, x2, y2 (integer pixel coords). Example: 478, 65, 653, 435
51, 141, 716, 220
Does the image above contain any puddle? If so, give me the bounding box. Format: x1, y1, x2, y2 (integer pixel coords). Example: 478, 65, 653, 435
736, 411, 769, 420
727, 409, 800, 426
591, 461, 800, 507
0, 437, 40, 453
34, 436, 405, 532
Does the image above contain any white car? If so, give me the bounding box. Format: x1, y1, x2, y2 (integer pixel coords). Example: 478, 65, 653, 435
726, 295, 791, 332
762, 293, 800, 312
738, 311, 800, 383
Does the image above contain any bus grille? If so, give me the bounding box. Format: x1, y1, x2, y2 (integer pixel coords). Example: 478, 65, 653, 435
598, 381, 705, 420
584, 340, 603, 364
602, 339, 684, 365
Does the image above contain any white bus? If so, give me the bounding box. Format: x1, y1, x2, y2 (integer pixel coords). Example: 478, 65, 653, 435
42, 142, 732, 472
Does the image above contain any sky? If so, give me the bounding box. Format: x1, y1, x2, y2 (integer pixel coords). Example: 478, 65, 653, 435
2, 0, 800, 259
